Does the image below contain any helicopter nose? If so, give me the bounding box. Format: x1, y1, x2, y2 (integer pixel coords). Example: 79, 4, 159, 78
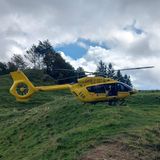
130, 89, 138, 95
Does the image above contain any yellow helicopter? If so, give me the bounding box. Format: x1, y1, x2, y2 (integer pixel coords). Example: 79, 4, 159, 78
9, 66, 154, 104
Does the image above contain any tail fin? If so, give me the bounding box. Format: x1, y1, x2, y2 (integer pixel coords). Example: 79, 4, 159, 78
10, 71, 36, 101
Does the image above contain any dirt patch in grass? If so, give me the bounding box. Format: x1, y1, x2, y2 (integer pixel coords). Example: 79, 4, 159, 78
80, 140, 159, 160
80, 141, 137, 160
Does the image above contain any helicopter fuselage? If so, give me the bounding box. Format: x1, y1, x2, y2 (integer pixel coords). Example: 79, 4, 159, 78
10, 71, 136, 102
70, 77, 136, 103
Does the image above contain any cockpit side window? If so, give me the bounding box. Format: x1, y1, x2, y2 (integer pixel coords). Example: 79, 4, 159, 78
117, 82, 132, 92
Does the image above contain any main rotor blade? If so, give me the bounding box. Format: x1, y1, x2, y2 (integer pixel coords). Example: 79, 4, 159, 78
115, 66, 154, 71
52, 69, 93, 74
55, 74, 88, 81
53, 69, 75, 71
52, 66, 154, 76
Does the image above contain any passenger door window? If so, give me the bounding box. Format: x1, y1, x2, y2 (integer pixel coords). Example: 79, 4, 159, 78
87, 84, 106, 93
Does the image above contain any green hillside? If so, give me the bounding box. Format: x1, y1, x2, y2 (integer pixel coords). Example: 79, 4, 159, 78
0, 73, 160, 160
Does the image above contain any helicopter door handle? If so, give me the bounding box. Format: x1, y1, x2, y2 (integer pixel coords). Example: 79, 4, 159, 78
105, 91, 109, 96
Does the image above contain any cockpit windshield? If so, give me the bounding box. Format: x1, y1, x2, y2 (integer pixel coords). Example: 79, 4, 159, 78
117, 82, 132, 92
87, 82, 133, 93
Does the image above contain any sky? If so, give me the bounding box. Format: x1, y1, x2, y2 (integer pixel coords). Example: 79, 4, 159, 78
0, 0, 160, 89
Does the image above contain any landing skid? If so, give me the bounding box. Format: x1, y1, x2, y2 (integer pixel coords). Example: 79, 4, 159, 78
86, 99, 126, 106
108, 99, 126, 106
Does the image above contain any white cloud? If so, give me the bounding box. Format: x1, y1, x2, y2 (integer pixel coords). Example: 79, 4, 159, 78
61, 30, 160, 89
0, 0, 160, 89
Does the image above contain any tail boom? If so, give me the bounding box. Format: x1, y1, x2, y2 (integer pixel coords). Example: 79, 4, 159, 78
36, 84, 71, 91
10, 71, 71, 102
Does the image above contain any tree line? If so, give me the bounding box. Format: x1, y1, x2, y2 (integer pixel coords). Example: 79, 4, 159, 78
0, 40, 132, 86
96, 60, 132, 86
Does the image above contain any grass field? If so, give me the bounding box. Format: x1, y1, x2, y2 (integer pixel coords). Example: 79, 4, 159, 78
0, 74, 160, 160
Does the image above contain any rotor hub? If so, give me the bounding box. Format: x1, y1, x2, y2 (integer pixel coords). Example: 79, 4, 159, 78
16, 83, 29, 96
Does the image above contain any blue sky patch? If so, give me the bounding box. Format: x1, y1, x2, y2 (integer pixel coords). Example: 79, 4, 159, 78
55, 38, 109, 59
123, 20, 144, 35
56, 42, 87, 59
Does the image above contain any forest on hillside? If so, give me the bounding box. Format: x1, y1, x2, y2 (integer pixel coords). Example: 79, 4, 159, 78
0, 40, 132, 85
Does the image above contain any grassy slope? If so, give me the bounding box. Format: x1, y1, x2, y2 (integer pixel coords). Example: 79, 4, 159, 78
0, 74, 160, 160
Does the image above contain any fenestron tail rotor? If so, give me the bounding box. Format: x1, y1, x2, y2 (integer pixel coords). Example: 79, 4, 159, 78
16, 83, 29, 96
10, 71, 37, 101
